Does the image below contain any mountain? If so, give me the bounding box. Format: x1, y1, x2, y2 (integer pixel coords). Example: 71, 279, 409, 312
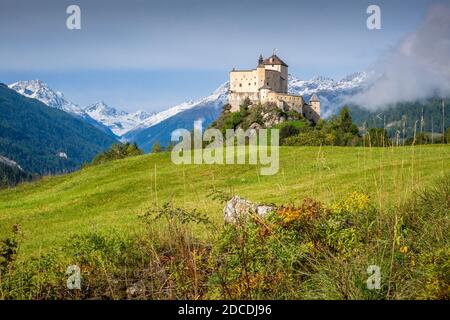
9, 80, 84, 116
9, 80, 117, 137
84, 101, 153, 136
0, 83, 118, 174
8, 74, 370, 142
348, 98, 450, 138
121, 75, 371, 149
123, 83, 229, 151
288, 72, 372, 117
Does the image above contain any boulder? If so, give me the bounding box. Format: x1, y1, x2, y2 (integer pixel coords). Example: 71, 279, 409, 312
223, 195, 274, 223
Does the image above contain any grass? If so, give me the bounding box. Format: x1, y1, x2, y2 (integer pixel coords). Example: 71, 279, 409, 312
0, 144, 449, 258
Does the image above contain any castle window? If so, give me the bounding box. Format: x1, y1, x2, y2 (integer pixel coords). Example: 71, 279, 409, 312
239, 83, 242, 87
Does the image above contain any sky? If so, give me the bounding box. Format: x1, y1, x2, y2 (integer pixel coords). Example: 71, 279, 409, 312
0, 0, 441, 112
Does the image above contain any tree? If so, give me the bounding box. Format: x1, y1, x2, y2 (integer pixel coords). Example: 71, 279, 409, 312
336, 107, 359, 135
151, 141, 162, 153
279, 125, 300, 144
92, 142, 144, 165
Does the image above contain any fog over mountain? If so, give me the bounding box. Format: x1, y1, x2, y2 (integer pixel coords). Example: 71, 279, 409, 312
348, 3, 450, 110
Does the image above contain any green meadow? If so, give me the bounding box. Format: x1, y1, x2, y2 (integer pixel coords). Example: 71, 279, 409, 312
0, 145, 449, 257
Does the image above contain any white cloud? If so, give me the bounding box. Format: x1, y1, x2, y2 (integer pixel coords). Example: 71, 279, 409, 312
349, 3, 450, 109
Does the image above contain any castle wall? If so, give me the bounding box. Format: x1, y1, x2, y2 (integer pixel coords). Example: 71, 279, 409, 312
230, 70, 258, 93
229, 91, 260, 112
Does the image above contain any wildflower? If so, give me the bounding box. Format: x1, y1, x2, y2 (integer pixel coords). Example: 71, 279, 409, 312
400, 246, 408, 254
331, 191, 370, 214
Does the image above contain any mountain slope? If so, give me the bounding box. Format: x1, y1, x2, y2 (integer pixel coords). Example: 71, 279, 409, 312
349, 98, 450, 137
9, 80, 117, 137
123, 83, 228, 150
0, 83, 118, 174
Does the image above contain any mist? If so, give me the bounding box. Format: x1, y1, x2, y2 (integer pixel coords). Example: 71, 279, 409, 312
348, 3, 450, 110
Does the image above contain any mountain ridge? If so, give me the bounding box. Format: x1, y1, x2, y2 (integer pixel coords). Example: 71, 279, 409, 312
8, 73, 370, 139
0, 83, 118, 174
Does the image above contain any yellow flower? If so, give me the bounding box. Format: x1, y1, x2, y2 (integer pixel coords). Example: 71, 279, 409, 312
400, 246, 408, 254
331, 191, 370, 214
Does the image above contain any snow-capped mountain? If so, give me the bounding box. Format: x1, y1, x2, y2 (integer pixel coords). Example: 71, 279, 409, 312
288, 72, 373, 117
121, 73, 374, 149
84, 101, 153, 136
131, 82, 229, 133
8, 72, 372, 144
8, 80, 85, 116
123, 83, 229, 151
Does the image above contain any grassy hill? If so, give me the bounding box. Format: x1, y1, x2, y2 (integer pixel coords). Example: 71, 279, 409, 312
0, 145, 448, 257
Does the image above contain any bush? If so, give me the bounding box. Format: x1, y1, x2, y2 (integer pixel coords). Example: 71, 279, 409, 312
283, 130, 332, 146
279, 124, 300, 143
91, 142, 144, 165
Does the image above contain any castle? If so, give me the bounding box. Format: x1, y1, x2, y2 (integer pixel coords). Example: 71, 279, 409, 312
229, 54, 320, 123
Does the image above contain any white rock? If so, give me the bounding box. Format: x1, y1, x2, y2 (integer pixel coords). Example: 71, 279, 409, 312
223, 195, 274, 223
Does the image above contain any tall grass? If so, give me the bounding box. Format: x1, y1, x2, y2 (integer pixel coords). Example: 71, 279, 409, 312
0, 174, 448, 300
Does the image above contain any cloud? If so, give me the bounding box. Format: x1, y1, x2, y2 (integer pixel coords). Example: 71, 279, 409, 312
349, 3, 450, 109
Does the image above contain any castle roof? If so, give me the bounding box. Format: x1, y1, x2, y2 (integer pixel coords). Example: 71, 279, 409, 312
262, 54, 288, 67
309, 93, 320, 102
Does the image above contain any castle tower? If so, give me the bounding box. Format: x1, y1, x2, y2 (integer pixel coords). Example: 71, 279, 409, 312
261, 54, 288, 93
308, 93, 321, 122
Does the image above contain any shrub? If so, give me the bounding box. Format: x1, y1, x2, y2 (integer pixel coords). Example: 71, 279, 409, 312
92, 142, 144, 165
283, 130, 331, 146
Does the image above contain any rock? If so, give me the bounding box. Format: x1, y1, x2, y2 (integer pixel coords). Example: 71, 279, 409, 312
256, 205, 274, 217
224, 195, 274, 223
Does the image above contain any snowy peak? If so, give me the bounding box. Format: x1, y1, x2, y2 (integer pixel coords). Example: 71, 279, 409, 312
288, 71, 370, 96
84, 101, 153, 136
85, 101, 127, 117
8, 80, 84, 116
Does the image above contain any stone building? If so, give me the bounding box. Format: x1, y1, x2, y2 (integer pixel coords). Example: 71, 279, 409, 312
229, 54, 320, 123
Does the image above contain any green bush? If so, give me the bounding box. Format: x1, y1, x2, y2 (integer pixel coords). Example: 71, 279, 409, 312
91, 142, 144, 165
283, 130, 332, 146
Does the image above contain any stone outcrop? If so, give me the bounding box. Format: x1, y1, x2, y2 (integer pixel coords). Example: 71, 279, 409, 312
223, 195, 274, 223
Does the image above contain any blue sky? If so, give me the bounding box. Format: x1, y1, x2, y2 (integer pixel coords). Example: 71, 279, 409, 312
0, 0, 439, 112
